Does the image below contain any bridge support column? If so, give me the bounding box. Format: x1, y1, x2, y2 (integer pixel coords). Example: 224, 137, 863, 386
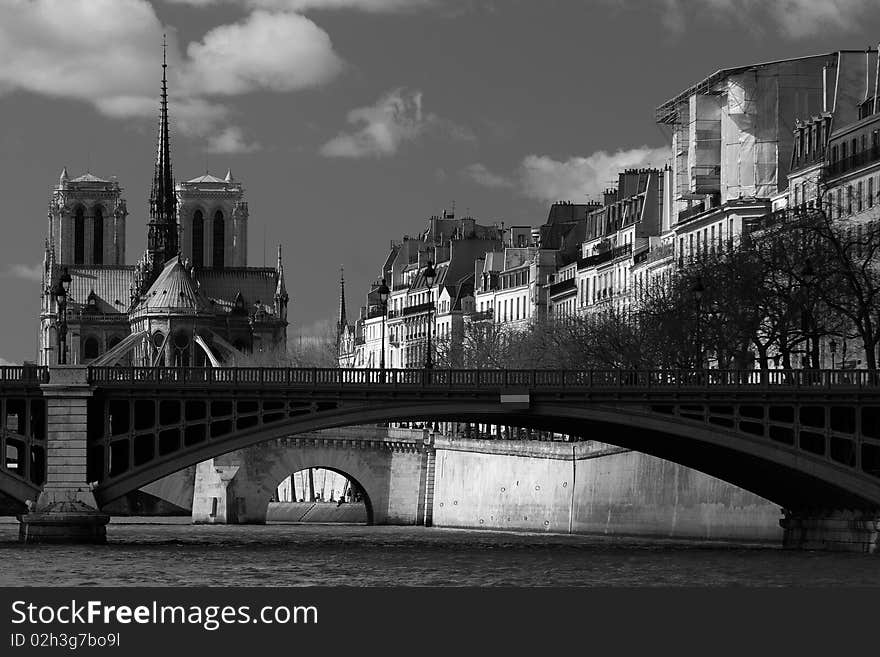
780, 510, 880, 553
19, 366, 109, 544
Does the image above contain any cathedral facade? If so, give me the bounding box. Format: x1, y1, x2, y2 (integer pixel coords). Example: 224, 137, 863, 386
38, 55, 288, 367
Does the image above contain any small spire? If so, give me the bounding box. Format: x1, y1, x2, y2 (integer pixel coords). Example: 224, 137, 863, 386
337, 266, 348, 339
225, 168, 233, 183
274, 244, 288, 316
59, 167, 69, 184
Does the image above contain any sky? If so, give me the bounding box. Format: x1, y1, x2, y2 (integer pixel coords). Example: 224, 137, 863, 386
2, 0, 880, 363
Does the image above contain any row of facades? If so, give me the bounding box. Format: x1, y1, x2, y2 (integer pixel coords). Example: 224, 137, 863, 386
339, 48, 880, 371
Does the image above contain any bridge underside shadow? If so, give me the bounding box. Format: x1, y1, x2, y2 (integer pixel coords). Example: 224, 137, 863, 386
0, 470, 40, 511
91, 399, 880, 519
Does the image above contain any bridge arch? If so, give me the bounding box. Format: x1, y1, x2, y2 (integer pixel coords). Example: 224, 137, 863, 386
209, 438, 384, 525
92, 397, 880, 516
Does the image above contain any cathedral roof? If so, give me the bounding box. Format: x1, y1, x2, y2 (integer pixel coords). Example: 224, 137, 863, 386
70, 172, 111, 184
66, 266, 135, 315
195, 268, 279, 313
135, 257, 210, 314
186, 173, 227, 184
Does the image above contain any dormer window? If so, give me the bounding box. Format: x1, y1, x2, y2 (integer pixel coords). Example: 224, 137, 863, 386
86, 290, 99, 311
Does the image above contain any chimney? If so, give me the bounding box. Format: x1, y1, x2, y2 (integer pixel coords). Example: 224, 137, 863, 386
874, 43, 880, 115
822, 64, 827, 113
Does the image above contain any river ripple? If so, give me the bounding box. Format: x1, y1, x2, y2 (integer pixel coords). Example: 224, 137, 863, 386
0, 519, 877, 587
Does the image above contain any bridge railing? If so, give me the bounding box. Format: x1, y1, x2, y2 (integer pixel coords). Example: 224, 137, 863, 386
0, 364, 49, 385
86, 366, 880, 388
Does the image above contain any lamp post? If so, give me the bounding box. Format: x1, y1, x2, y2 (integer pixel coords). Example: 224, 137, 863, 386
377, 278, 390, 381
51, 267, 72, 365
691, 276, 705, 370
423, 261, 436, 369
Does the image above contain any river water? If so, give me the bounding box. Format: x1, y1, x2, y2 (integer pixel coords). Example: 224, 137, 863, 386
0, 518, 877, 586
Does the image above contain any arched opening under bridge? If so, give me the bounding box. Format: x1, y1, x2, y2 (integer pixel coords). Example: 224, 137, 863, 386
269, 467, 370, 524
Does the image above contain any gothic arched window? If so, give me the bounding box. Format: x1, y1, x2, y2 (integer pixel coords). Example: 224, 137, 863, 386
74, 207, 85, 264
192, 210, 204, 268
93, 206, 104, 265
213, 210, 225, 269
82, 336, 100, 361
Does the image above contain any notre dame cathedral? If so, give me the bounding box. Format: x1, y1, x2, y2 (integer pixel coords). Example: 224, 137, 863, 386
38, 52, 289, 367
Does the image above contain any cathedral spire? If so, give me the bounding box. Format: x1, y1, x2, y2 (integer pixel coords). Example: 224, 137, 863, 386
148, 34, 178, 264
337, 266, 348, 339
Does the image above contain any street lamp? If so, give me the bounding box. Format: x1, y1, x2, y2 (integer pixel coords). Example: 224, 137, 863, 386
51, 268, 72, 365
423, 261, 436, 369
377, 278, 390, 381
691, 276, 705, 370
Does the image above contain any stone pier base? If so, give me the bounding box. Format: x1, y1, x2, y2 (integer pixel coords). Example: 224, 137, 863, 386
780, 510, 880, 553
19, 501, 110, 544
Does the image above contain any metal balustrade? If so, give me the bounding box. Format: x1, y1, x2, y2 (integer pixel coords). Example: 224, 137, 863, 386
85, 366, 880, 388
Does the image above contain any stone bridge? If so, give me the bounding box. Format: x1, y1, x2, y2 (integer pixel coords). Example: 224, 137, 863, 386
4, 364, 880, 550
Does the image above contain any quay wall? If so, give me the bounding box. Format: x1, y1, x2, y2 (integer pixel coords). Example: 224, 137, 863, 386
431, 437, 782, 541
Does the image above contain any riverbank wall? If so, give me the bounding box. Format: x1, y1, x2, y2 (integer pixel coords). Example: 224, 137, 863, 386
431, 437, 782, 541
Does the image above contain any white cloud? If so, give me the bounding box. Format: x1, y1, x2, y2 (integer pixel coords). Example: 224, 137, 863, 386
206, 127, 261, 153
164, 0, 431, 11
6, 264, 43, 282
182, 11, 344, 96
466, 146, 671, 203
320, 89, 434, 158
518, 147, 671, 203
0, 1, 346, 153
461, 163, 513, 189
652, 0, 874, 39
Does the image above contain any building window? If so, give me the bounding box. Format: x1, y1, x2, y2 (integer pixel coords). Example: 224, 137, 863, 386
93, 207, 103, 265
858, 181, 864, 213
192, 210, 204, 267
82, 336, 100, 360
847, 186, 853, 215
213, 210, 225, 268
869, 178, 875, 208
74, 206, 85, 264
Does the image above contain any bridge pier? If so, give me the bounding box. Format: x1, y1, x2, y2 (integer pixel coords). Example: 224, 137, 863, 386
18, 366, 109, 543
780, 510, 880, 553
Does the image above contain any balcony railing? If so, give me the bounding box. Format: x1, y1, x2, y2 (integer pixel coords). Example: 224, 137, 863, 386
825, 146, 880, 178
402, 301, 435, 317
577, 243, 632, 270
86, 366, 880, 388
467, 310, 494, 322
548, 277, 576, 297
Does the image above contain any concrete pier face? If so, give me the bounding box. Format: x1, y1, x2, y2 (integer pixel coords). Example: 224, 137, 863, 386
781, 511, 880, 553
18, 366, 109, 544
191, 428, 429, 526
